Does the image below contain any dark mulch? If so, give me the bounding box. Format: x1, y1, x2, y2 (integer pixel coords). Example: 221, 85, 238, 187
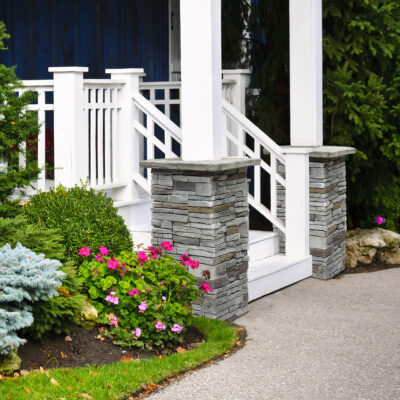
18, 325, 205, 371
340, 262, 400, 276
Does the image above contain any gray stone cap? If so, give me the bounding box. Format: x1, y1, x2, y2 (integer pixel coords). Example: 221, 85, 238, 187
140, 157, 260, 172
309, 146, 356, 159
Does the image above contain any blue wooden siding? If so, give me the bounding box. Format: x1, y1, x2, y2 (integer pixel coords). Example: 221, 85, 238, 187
0, 0, 169, 80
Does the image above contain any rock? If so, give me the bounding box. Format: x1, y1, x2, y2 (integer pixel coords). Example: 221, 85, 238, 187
346, 228, 400, 268
76, 303, 98, 331
0, 351, 21, 376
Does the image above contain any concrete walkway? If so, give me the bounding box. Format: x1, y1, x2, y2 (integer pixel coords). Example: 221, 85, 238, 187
149, 269, 400, 400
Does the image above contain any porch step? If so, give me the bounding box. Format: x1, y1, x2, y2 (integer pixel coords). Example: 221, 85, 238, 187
248, 230, 279, 262
129, 224, 152, 247
248, 254, 312, 302
114, 197, 152, 231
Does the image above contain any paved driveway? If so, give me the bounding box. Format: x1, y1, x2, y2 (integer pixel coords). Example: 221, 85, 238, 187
149, 268, 400, 400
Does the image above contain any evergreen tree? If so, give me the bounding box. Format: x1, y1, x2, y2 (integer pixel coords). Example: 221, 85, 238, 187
0, 22, 40, 217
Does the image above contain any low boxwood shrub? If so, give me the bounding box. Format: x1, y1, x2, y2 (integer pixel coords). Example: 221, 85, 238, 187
0, 216, 86, 340
79, 242, 209, 351
0, 243, 64, 356
22, 184, 133, 263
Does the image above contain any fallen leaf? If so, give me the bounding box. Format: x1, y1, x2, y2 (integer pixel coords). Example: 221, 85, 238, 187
106, 383, 111, 388
25, 387, 31, 394
122, 370, 127, 375
78, 394, 93, 399
121, 355, 133, 362
51, 378, 60, 386
65, 336, 72, 342
158, 355, 163, 360
176, 347, 186, 353
66, 387, 73, 391
13, 372, 20, 378
89, 371, 98, 376
6, 394, 11, 398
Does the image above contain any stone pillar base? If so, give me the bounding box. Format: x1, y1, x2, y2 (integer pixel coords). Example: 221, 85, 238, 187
141, 158, 259, 321
275, 146, 355, 279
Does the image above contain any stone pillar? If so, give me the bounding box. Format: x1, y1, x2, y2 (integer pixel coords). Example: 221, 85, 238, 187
275, 146, 355, 279
141, 158, 259, 321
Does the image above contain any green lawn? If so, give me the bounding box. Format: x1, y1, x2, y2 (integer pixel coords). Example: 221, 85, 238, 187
0, 317, 239, 400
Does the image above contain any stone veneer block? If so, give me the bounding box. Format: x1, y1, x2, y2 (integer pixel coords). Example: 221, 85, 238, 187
274, 146, 355, 280
141, 158, 259, 321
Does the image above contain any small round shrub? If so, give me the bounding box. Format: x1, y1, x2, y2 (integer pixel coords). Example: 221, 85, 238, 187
22, 184, 133, 264
0, 216, 86, 340
79, 243, 203, 351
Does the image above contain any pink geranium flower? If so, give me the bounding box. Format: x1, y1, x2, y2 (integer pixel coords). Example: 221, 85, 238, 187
171, 323, 183, 333
132, 328, 142, 339
160, 241, 173, 251
155, 321, 166, 331
79, 247, 90, 257
129, 288, 140, 296
105, 294, 119, 305
180, 254, 200, 269
137, 251, 149, 264
99, 246, 109, 256
95, 254, 103, 262
375, 216, 386, 225
107, 258, 120, 270
110, 315, 118, 326
200, 283, 213, 293
138, 301, 147, 312
161, 296, 166, 301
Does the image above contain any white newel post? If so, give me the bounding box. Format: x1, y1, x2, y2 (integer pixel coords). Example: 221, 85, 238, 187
180, 0, 224, 160
289, 0, 323, 146
283, 148, 312, 258
105, 68, 144, 201
49, 67, 88, 187
222, 69, 251, 114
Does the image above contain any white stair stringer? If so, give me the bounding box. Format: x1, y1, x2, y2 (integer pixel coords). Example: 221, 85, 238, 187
248, 254, 312, 302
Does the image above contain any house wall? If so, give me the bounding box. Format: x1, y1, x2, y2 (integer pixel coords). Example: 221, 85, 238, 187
0, 0, 169, 80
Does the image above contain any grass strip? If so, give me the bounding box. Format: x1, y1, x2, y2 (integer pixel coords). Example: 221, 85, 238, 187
0, 317, 239, 400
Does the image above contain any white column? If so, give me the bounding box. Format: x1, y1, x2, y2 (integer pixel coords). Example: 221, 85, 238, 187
283, 147, 312, 258
222, 69, 251, 114
105, 68, 144, 201
49, 67, 88, 187
289, 0, 323, 146
180, 0, 224, 160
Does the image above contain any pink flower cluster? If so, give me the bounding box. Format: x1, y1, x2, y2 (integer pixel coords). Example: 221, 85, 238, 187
138, 301, 147, 312
155, 321, 166, 331
132, 328, 142, 339
107, 257, 120, 270
79, 247, 90, 257
105, 291, 119, 305
171, 323, 183, 333
137, 251, 149, 264
129, 288, 140, 296
375, 216, 386, 225
179, 254, 199, 270
110, 315, 118, 326
160, 241, 173, 251
200, 283, 212, 293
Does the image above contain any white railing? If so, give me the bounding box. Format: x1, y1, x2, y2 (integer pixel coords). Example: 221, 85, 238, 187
132, 91, 182, 192
18, 80, 54, 192
222, 99, 286, 233
83, 79, 124, 188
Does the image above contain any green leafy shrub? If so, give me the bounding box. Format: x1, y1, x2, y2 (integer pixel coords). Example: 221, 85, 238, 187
22, 184, 133, 263
0, 22, 41, 218
79, 243, 204, 351
0, 216, 86, 340
0, 243, 64, 355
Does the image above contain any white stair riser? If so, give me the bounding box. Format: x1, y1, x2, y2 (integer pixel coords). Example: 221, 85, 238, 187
248, 256, 312, 301
249, 234, 280, 262
116, 200, 151, 229
131, 229, 152, 247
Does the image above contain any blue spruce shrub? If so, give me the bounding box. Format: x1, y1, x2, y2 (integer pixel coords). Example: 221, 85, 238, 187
0, 243, 65, 355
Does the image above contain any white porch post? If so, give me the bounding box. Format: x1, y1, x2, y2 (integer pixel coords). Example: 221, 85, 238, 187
49, 67, 88, 187
106, 68, 144, 201
180, 0, 224, 160
283, 148, 312, 258
289, 0, 323, 146
222, 69, 251, 114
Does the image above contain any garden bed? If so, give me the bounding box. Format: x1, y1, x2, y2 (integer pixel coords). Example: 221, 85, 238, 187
341, 262, 400, 275
0, 317, 243, 400
18, 324, 205, 371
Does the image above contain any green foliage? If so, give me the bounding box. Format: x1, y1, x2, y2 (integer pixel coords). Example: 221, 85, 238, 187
0, 23, 40, 218
225, 0, 400, 230
0, 243, 64, 355
0, 216, 86, 340
22, 184, 133, 263
323, 0, 400, 230
79, 247, 199, 351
